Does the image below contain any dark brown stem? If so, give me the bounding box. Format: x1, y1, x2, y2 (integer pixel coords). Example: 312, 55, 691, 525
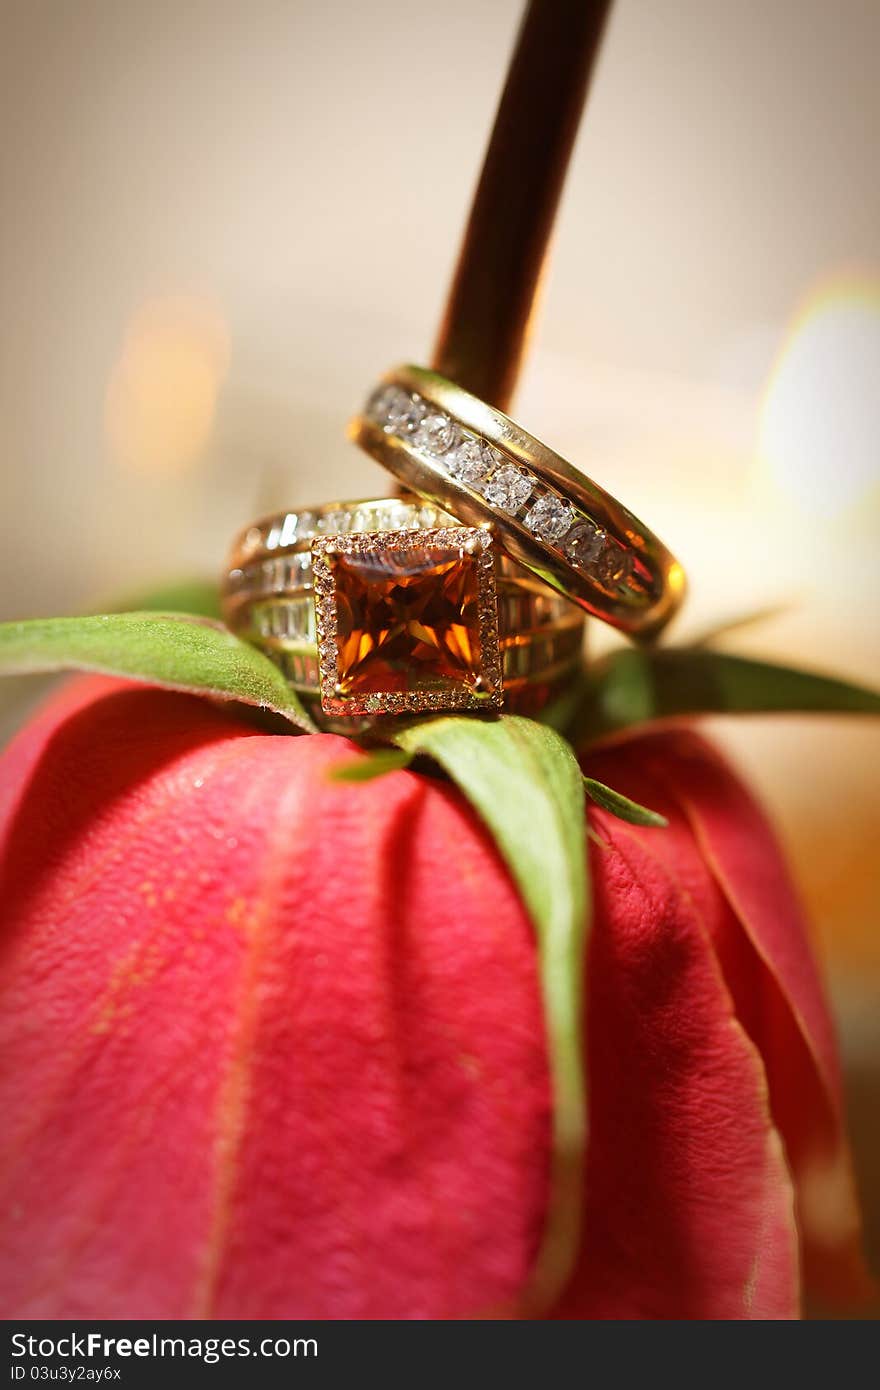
431, 0, 613, 412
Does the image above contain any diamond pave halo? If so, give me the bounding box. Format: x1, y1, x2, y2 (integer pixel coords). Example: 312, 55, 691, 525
310, 527, 504, 718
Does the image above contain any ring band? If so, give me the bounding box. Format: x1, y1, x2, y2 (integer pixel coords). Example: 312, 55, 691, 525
348, 365, 685, 638
223, 499, 585, 718
226, 497, 565, 608
226, 496, 455, 574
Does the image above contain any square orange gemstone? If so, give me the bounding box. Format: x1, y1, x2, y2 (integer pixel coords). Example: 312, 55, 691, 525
312, 529, 502, 715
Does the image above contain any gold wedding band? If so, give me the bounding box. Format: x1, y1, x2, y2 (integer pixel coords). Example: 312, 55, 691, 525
349, 365, 685, 639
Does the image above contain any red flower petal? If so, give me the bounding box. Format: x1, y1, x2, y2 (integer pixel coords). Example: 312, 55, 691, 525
557, 791, 800, 1318
583, 729, 871, 1306
0, 678, 549, 1318
1, 680, 860, 1318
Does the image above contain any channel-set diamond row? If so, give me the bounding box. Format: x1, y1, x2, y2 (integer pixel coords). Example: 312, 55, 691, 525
366, 385, 633, 586
226, 500, 451, 596
240, 575, 578, 645
237, 500, 448, 562
253, 598, 582, 686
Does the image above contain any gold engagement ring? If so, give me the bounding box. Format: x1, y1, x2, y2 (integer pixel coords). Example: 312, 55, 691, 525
224, 499, 585, 718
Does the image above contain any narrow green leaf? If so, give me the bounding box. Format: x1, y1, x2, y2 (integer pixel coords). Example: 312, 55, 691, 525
583, 777, 668, 827
689, 601, 795, 647
328, 748, 414, 782
393, 714, 589, 1316
0, 613, 316, 733
571, 647, 880, 742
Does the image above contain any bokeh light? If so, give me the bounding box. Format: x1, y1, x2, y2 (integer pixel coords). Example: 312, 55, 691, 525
758, 273, 880, 518
105, 296, 230, 475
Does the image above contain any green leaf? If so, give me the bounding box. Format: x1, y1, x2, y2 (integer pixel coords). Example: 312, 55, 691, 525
0, 613, 316, 733
570, 647, 880, 743
392, 714, 589, 1316
689, 601, 795, 647
583, 777, 668, 827
328, 748, 414, 782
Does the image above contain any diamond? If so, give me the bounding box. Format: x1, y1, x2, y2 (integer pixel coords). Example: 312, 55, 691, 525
281, 554, 307, 586
386, 392, 427, 436
415, 412, 461, 456
271, 602, 313, 640
562, 519, 606, 568
372, 502, 410, 531
366, 384, 402, 424
312, 564, 334, 595
594, 542, 633, 586
483, 464, 533, 514
524, 493, 576, 543
447, 437, 495, 488
278, 515, 298, 547
277, 511, 316, 546
318, 509, 349, 534
241, 526, 263, 557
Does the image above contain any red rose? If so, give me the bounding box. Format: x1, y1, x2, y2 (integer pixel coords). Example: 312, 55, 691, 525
0, 676, 867, 1318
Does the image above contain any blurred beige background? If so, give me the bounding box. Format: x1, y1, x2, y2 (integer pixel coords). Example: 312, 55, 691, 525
1, 0, 879, 1298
